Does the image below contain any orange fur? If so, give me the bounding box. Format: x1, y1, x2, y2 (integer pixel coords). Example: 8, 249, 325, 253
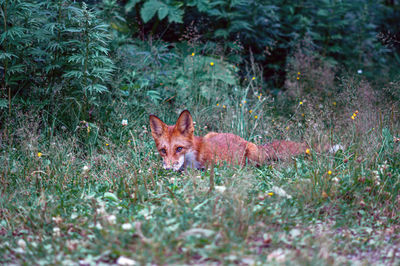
149, 110, 308, 171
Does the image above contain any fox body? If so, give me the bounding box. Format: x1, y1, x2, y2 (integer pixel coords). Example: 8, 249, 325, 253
149, 110, 308, 171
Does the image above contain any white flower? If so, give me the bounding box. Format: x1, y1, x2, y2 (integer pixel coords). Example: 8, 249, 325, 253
53, 227, 61, 237
17, 239, 26, 249
357, 69, 363, 74
106, 214, 117, 224
96, 222, 103, 230
122, 223, 133, 230
271, 186, 292, 199
117, 256, 137, 266
215, 185, 226, 193
82, 165, 90, 172
96, 202, 106, 215
121, 119, 128, 126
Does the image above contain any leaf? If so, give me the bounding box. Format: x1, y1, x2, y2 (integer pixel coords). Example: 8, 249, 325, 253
158, 5, 169, 20
103, 192, 119, 202
141, 0, 160, 23
0, 99, 8, 109
125, 0, 142, 13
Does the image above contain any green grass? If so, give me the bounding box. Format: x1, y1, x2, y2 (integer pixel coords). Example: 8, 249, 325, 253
1, 99, 399, 265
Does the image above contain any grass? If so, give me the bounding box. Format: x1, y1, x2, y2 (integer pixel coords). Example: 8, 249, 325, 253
1, 93, 399, 265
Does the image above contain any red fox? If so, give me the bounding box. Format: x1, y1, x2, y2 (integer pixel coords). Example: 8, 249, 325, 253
149, 110, 311, 171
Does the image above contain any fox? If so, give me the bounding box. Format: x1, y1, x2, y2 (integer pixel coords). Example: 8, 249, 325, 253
149, 110, 311, 171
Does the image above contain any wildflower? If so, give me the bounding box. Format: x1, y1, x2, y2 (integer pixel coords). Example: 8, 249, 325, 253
268, 192, 274, 196
297, 72, 301, 75
210, 62, 214, 66
82, 165, 90, 172
333, 102, 336, 106
297, 77, 300, 80
328, 170, 332, 175
121, 119, 128, 126
286, 126, 290, 131
305, 149, 310, 154
299, 101, 303, 105
357, 69, 363, 74
223, 105, 226, 108
122, 223, 133, 230
17, 239, 26, 250
252, 77, 256, 80
351, 116, 355, 120
87, 126, 91, 133
239, 103, 242, 107
53, 227, 61, 237
271, 186, 292, 199
216, 103, 219, 106
37, 152, 42, 158
106, 143, 109, 146
355, 110, 359, 114
301, 113, 305, 117
249, 110, 253, 114
117, 256, 137, 266
215, 185, 226, 193
254, 115, 258, 119
243, 100, 246, 103
191, 52, 195, 56
106, 214, 117, 224
52, 215, 63, 224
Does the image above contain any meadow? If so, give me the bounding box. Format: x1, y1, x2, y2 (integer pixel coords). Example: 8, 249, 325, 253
1, 0, 400, 265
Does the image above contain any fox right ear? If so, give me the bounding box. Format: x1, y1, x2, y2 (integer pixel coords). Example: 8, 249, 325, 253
149, 115, 166, 137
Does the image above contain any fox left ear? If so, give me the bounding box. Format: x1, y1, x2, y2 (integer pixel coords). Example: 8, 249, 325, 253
176, 110, 194, 135
149, 115, 167, 137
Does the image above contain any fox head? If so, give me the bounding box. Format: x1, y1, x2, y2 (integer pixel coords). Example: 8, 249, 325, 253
149, 110, 195, 171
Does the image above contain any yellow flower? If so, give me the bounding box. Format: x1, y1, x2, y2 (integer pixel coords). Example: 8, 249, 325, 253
328, 170, 332, 175
299, 101, 303, 105
191, 52, 195, 56
239, 103, 242, 107
268, 192, 274, 196
301, 113, 305, 117
286, 126, 290, 130
249, 110, 253, 114
297, 72, 301, 75
297, 77, 300, 80
254, 115, 258, 119
333, 102, 337, 106
258, 95, 261, 100
106, 143, 109, 146
252, 77, 255, 80
243, 100, 246, 104
37, 152, 42, 158
305, 149, 310, 154
223, 105, 226, 108
353, 113, 357, 117
216, 103, 219, 106
210, 62, 214, 66
351, 116, 355, 120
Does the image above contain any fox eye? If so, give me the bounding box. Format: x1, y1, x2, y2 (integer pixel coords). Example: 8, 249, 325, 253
160, 148, 166, 155
176, 147, 183, 152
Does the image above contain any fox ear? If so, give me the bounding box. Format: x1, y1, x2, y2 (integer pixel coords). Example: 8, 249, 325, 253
176, 110, 194, 135
149, 115, 167, 137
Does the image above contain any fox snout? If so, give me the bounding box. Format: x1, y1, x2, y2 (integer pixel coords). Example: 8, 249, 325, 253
162, 156, 185, 171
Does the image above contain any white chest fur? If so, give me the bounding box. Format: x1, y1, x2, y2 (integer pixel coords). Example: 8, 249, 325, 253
184, 150, 202, 169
